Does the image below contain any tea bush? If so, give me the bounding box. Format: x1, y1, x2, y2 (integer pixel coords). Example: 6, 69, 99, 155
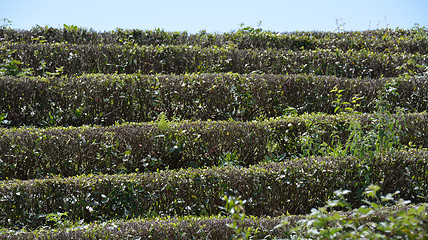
0, 151, 426, 229
1, 43, 426, 77
0, 113, 426, 179
1, 74, 427, 127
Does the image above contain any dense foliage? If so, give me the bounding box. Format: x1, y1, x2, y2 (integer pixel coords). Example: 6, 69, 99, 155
0, 113, 427, 180
0, 151, 426, 229
1, 74, 427, 126
0, 24, 427, 239
1, 26, 428, 54
1, 42, 427, 78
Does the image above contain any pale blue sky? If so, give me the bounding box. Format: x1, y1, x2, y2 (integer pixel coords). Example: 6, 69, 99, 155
1, 0, 427, 33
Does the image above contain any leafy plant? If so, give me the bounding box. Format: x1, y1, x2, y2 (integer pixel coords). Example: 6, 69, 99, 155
63, 24, 79, 31
155, 112, 170, 131
330, 85, 363, 114
45, 212, 79, 230
221, 195, 255, 240
0, 112, 10, 126
0, 49, 22, 76
237, 21, 263, 34
218, 151, 242, 166
276, 184, 428, 239
0, 18, 12, 29
300, 85, 406, 159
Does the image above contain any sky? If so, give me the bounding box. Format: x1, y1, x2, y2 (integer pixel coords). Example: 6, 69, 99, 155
1, 0, 427, 33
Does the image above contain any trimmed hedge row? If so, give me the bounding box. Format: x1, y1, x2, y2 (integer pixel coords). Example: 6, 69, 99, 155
1, 27, 427, 54
0, 151, 426, 229
0, 216, 283, 240
0, 113, 427, 180
0, 204, 420, 240
1, 74, 427, 127
1, 42, 427, 78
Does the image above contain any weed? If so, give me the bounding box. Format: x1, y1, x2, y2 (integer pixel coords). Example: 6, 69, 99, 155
0, 46, 33, 77
236, 21, 263, 34
221, 195, 255, 240
0, 19, 26, 77
155, 112, 170, 131
37, 59, 64, 77
330, 85, 363, 114
0, 49, 22, 77
335, 18, 346, 33
0, 112, 9, 126
218, 151, 242, 167
45, 212, 80, 230
0, 18, 12, 30
299, 84, 405, 159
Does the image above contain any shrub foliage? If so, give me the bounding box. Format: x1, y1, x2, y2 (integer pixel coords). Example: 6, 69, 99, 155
1, 42, 427, 77
0, 25, 427, 237
1, 74, 427, 127
0, 113, 426, 179
0, 151, 427, 229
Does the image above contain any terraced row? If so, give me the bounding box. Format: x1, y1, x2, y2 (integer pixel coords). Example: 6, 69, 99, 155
0, 204, 423, 239
0, 113, 426, 180
1, 74, 427, 127
1, 150, 426, 229
1, 27, 428, 54
1, 42, 427, 78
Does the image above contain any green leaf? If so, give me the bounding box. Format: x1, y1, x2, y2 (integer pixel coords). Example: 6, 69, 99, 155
334, 106, 340, 113
362, 200, 381, 210
356, 206, 373, 215
365, 184, 380, 198
381, 191, 399, 202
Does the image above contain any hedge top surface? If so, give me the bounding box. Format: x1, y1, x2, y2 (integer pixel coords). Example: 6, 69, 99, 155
1, 27, 427, 54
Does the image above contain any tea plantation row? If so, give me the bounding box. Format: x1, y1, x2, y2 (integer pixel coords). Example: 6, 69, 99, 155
1, 204, 421, 240
1, 42, 427, 78
1, 27, 428, 54
0, 113, 427, 180
1, 73, 427, 127
0, 151, 426, 229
